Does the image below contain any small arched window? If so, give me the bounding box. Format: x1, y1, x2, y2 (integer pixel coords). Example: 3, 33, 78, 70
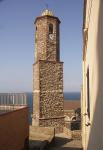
49, 24, 53, 34
36, 26, 37, 31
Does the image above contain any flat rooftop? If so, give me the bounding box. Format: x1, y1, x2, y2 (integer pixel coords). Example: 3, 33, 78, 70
0, 105, 27, 115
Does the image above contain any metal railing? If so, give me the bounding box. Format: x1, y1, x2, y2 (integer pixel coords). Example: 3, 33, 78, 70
0, 93, 27, 106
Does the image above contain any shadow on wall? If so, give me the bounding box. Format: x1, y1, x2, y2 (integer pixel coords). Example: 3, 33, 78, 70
87, 1, 103, 150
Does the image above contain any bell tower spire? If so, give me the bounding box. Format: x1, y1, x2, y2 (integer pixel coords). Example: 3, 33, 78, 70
32, 10, 64, 133
34, 9, 60, 62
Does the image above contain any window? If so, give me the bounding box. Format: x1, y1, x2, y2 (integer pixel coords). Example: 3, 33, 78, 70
35, 27, 37, 43
36, 26, 37, 30
49, 24, 53, 34
87, 67, 90, 119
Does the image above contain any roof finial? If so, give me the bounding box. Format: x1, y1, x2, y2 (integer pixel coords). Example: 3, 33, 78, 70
45, 3, 48, 9
41, 4, 54, 16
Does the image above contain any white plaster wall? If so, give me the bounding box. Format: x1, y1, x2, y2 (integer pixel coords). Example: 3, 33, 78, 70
82, 0, 103, 149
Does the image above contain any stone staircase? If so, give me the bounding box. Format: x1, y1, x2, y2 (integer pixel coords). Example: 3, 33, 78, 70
29, 126, 55, 150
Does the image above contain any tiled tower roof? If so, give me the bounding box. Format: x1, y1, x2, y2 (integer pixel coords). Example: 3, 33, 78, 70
41, 9, 54, 16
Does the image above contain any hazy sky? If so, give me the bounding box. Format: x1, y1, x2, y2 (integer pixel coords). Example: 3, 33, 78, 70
0, 0, 83, 92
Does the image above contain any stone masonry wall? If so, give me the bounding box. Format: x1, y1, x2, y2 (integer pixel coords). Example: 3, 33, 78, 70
39, 118, 64, 133
39, 60, 64, 132
32, 62, 40, 125
35, 16, 60, 62
35, 18, 47, 61
39, 61, 63, 117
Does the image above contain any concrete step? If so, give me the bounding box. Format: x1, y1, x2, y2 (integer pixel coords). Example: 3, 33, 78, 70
29, 126, 55, 150
30, 126, 55, 135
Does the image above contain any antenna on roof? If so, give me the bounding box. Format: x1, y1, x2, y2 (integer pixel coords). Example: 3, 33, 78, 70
45, 3, 48, 9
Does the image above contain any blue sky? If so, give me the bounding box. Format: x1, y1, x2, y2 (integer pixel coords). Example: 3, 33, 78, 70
0, 0, 83, 92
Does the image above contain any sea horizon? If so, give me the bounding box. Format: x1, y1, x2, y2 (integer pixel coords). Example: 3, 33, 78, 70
26, 91, 81, 101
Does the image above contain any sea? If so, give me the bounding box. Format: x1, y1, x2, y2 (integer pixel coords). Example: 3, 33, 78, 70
26, 92, 80, 124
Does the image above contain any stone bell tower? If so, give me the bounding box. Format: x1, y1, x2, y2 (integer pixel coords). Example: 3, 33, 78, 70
32, 9, 64, 133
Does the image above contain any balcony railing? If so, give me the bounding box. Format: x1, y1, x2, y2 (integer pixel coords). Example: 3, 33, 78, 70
0, 93, 27, 107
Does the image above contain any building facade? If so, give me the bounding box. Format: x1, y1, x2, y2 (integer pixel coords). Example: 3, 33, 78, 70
82, 0, 103, 149
0, 106, 29, 150
32, 10, 64, 133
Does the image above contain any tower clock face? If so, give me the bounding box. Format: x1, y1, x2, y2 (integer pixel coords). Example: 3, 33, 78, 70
49, 34, 54, 40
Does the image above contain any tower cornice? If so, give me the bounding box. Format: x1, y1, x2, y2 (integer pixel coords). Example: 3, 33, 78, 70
34, 15, 61, 24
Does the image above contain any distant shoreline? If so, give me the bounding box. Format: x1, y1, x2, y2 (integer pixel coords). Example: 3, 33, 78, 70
64, 100, 81, 110
64, 99, 80, 101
